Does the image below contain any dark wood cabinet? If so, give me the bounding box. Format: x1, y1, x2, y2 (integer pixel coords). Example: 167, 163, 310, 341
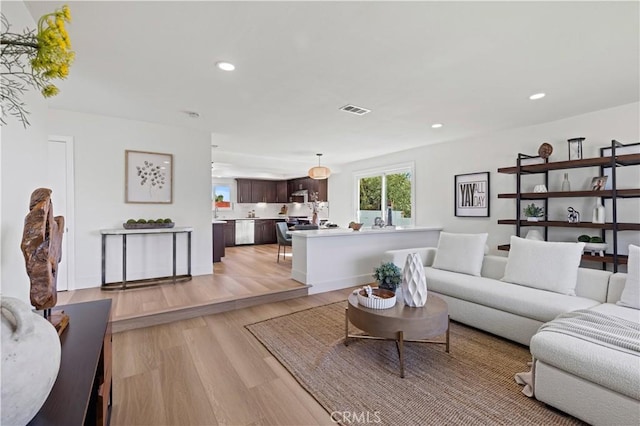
212, 223, 225, 262
254, 219, 282, 244
236, 179, 252, 203
30, 300, 112, 426
224, 220, 235, 247
238, 179, 281, 203
276, 181, 288, 203
287, 177, 328, 201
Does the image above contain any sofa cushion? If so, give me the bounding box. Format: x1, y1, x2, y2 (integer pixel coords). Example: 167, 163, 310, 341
531, 328, 640, 400
432, 232, 487, 277
502, 236, 585, 296
590, 303, 640, 324
425, 267, 599, 323
618, 244, 640, 309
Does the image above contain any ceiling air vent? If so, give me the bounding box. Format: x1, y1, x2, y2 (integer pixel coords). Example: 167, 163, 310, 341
339, 104, 371, 115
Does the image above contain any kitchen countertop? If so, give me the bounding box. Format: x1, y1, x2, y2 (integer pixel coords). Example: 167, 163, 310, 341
212, 220, 227, 224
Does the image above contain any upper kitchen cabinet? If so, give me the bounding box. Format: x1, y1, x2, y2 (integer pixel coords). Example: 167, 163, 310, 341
288, 177, 328, 201
236, 179, 252, 203
251, 180, 277, 203
276, 181, 288, 203
236, 179, 279, 203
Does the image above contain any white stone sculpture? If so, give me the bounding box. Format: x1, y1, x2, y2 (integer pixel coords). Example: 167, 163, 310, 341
402, 252, 428, 307
1, 296, 61, 425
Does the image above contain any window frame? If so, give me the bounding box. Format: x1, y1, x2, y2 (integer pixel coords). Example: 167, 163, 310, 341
353, 162, 415, 226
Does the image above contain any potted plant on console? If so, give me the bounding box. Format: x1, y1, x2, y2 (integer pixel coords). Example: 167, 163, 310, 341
523, 203, 545, 222
373, 262, 402, 293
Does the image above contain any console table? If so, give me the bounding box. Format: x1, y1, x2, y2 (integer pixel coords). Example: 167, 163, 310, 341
29, 299, 112, 426
100, 227, 193, 290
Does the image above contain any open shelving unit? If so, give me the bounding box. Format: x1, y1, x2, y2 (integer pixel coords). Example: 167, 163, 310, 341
497, 140, 640, 272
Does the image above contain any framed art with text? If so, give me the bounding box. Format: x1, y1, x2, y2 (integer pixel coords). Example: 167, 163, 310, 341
125, 150, 173, 203
455, 172, 490, 217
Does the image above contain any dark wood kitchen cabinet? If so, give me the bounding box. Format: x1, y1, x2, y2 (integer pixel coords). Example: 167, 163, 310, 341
288, 177, 328, 201
236, 179, 252, 203
276, 181, 289, 203
212, 223, 225, 262
224, 220, 235, 247
251, 180, 277, 203
254, 219, 284, 244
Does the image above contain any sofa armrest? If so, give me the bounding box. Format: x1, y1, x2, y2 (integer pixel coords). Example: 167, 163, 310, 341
383, 247, 436, 269
607, 273, 628, 303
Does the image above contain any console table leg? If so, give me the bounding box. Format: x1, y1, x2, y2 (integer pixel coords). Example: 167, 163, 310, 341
101, 235, 106, 285
122, 234, 127, 290
187, 231, 192, 276
172, 232, 177, 284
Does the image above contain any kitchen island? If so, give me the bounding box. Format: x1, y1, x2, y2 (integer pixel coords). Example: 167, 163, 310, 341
290, 226, 441, 294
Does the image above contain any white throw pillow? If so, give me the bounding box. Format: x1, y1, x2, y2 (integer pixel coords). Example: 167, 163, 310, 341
502, 236, 585, 296
618, 245, 640, 309
432, 232, 488, 276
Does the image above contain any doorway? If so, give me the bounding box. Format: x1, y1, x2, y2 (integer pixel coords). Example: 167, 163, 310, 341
47, 136, 75, 291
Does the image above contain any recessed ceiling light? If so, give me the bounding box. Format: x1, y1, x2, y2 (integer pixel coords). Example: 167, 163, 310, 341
431, 123, 443, 129
216, 61, 235, 71
529, 93, 546, 100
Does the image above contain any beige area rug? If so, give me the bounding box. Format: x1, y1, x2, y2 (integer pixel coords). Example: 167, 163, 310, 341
246, 302, 584, 426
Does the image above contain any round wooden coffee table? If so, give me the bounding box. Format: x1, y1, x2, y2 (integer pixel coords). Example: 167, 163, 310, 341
345, 291, 449, 378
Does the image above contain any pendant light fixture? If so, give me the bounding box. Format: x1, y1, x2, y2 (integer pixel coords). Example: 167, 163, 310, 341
308, 153, 331, 180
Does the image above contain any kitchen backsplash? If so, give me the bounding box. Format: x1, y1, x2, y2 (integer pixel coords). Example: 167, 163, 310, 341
214, 202, 330, 220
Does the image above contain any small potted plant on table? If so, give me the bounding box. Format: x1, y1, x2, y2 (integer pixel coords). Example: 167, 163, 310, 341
373, 262, 402, 293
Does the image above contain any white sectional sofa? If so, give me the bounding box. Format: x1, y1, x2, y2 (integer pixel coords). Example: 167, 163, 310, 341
384, 246, 610, 345
530, 272, 640, 426
385, 235, 640, 426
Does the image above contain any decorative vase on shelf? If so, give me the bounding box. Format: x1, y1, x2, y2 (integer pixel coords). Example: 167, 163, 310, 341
561, 173, 571, 191
1, 296, 61, 425
401, 253, 427, 307
312, 211, 318, 226
592, 199, 605, 224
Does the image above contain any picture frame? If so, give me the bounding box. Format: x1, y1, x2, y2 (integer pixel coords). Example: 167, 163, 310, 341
589, 176, 608, 191
125, 150, 173, 203
455, 172, 490, 217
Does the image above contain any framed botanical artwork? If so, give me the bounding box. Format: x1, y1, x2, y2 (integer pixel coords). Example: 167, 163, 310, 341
125, 150, 173, 203
455, 172, 490, 217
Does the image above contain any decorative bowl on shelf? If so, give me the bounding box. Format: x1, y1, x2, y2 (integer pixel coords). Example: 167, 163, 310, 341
582, 242, 608, 257
123, 222, 175, 229
356, 287, 396, 309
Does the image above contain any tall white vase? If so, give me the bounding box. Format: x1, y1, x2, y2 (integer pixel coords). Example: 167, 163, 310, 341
402, 253, 428, 307
1, 296, 61, 425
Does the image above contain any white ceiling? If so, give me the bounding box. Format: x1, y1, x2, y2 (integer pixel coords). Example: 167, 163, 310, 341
25, 1, 640, 179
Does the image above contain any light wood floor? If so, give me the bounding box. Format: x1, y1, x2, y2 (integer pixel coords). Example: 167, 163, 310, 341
111, 288, 351, 426
59, 244, 352, 424
57, 244, 306, 331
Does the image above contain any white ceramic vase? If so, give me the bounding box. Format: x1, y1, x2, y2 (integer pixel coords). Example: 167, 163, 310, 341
402, 253, 428, 307
1, 296, 61, 425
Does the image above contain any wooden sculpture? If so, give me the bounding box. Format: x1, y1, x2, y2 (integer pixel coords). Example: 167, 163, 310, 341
20, 188, 68, 333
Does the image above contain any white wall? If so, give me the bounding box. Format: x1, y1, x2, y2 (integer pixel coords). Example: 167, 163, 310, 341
0, 2, 50, 303
329, 102, 640, 262
46, 110, 212, 289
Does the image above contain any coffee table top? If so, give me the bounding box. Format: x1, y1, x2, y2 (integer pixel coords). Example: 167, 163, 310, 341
347, 291, 448, 340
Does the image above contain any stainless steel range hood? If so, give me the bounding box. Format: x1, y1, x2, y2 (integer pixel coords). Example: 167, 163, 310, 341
291, 189, 308, 203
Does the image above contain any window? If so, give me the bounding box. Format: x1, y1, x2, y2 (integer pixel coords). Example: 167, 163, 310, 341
356, 163, 414, 226
212, 184, 232, 210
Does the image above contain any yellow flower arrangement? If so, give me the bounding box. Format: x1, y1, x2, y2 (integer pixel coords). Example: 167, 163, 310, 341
1, 5, 75, 126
